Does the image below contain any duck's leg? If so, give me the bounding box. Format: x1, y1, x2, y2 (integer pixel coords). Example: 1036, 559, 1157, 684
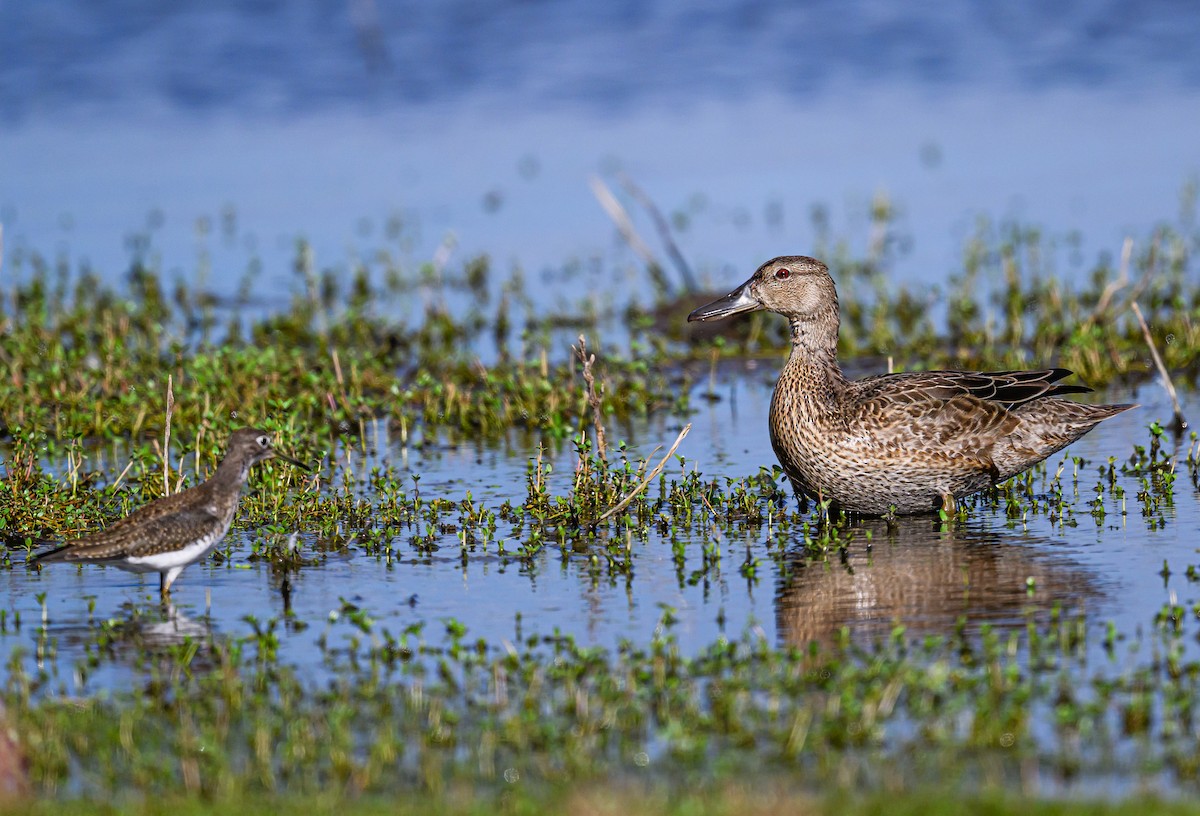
815, 490, 830, 525
788, 478, 810, 513
883, 506, 899, 529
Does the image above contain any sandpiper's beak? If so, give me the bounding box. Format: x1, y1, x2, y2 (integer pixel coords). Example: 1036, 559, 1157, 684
271, 450, 312, 472
687, 279, 762, 322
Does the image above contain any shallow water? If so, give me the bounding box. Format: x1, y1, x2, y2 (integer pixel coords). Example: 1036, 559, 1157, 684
1, 368, 1189, 695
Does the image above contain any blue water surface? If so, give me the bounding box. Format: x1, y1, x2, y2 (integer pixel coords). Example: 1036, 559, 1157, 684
1, 1, 1196, 309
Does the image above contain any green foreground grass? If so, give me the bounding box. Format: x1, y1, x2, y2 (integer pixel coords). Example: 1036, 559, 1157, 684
4, 788, 1200, 816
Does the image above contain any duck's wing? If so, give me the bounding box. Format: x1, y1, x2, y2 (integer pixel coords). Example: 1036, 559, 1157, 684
926, 368, 1092, 408
31, 507, 224, 564
853, 368, 1091, 414
847, 370, 1082, 459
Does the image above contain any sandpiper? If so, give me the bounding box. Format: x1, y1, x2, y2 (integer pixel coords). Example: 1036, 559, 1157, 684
689, 256, 1135, 515
31, 428, 309, 597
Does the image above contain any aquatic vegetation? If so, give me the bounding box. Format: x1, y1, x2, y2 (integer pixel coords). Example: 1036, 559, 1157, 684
2, 202, 1200, 811
3, 198, 1198, 457
6, 589, 1200, 804
0, 248, 681, 445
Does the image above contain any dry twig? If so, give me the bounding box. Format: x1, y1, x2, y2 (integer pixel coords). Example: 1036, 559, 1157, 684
574, 334, 607, 462
600, 424, 691, 522
163, 374, 175, 496
1131, 301, 1187, 433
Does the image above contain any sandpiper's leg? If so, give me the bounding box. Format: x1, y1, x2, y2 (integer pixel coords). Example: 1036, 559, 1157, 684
161, 566, 184, 598
939, 492, 957, 516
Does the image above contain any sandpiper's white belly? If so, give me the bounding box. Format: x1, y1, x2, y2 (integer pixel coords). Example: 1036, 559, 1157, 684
119, 532, 223, 574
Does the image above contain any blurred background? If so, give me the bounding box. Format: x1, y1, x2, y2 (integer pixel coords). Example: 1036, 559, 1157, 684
1, 0, 1197, 302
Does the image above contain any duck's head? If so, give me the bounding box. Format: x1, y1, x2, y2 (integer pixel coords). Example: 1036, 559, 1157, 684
688, 256, 837, 323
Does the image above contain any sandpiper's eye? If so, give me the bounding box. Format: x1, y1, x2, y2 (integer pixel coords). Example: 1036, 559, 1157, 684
775, 267, 791, 280
257, 435, 270, 448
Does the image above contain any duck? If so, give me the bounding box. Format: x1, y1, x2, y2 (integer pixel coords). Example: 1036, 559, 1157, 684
688, 255, 1134, 515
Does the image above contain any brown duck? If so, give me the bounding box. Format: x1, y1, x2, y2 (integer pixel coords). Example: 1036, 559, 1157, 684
688, 256, 1134, 515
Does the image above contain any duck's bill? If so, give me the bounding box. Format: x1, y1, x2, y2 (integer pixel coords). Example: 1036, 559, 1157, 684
687, 281, 762, 322
272, 452, 313, 472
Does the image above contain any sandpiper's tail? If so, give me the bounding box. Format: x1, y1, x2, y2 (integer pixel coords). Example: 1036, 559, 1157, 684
27, 542, 72, 565
3, 534, 66, 565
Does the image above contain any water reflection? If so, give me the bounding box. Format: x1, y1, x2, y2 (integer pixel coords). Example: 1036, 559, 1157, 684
48, 601, 212, 662
776, 517, 1103, 647
136, 604, 212, 648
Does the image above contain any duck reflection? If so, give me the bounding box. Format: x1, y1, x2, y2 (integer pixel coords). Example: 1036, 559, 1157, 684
776, 517, 1104, 647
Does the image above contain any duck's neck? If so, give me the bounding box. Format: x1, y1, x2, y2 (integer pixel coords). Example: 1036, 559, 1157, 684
781, 307, 846, 404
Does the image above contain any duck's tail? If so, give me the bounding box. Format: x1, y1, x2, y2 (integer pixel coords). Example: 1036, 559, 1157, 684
995, 400, 1137, 481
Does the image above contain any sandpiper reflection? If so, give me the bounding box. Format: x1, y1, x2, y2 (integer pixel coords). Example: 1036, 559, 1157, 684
46, 601, 213, 660
777, 517, 1104, 648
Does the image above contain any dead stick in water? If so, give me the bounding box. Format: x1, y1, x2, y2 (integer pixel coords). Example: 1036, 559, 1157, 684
573, 334, 607, 462
600, 424, 691, 522
588, 175, 674, 296
163, 373, 175, 496
1131, 301, 1187, 433
616, 171, 698, 293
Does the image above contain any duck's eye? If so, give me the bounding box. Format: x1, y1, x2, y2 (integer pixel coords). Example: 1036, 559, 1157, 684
775, 267, 791, 280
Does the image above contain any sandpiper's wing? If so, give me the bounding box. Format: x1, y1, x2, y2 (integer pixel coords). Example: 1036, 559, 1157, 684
100, 483, 213, 533
31, 507, 225, 565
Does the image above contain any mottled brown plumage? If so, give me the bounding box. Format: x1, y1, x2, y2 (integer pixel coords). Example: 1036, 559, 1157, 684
31, 428, 309, 596
688, 256, 1135, 515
